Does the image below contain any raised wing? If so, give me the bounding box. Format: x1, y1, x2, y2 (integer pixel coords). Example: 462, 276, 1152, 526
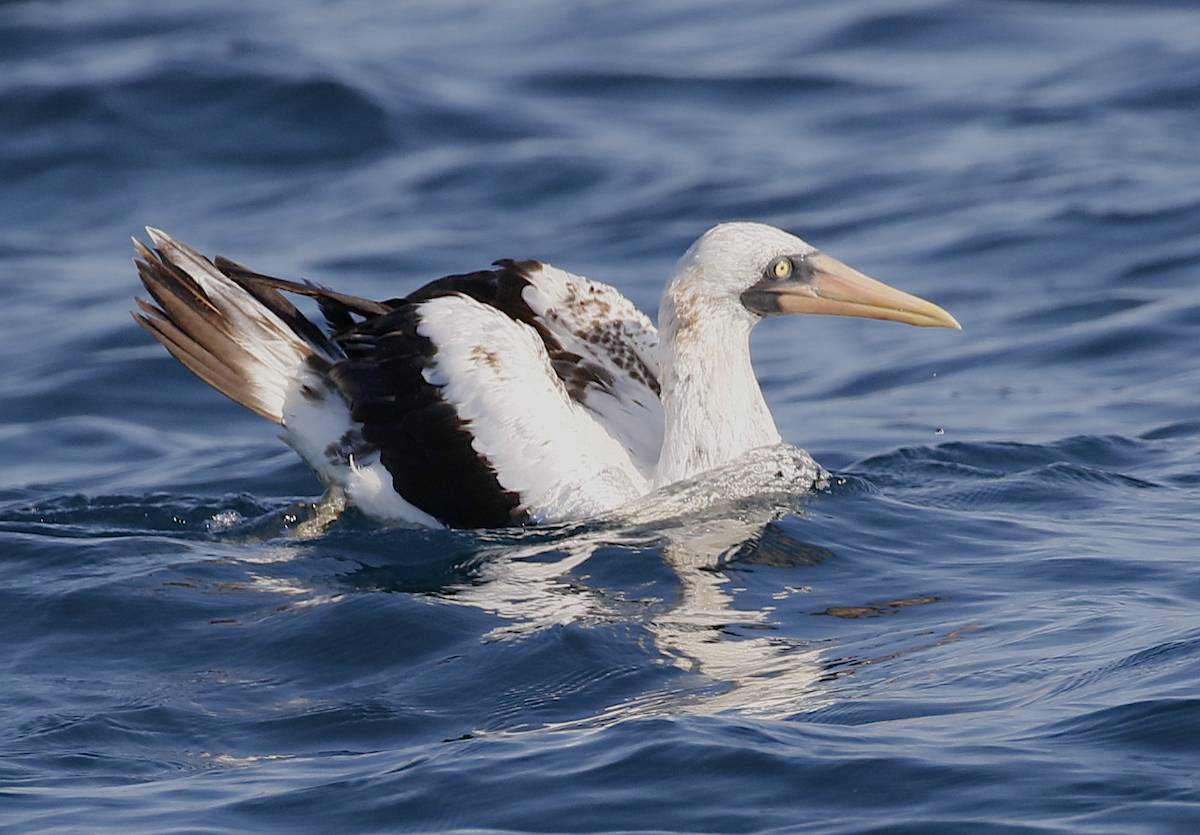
501, 260, 663, 476
401, 293, 651, 523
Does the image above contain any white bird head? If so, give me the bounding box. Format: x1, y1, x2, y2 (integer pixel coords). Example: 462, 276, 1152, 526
664, 221, 960, 333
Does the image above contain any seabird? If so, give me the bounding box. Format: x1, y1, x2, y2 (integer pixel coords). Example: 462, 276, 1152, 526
132, 223, 959, 529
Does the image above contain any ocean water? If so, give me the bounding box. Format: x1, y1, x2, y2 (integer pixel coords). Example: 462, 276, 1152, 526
3, 0, 1200, 832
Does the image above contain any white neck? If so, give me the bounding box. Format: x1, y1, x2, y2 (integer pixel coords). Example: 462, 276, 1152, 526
653, 289, 781, 487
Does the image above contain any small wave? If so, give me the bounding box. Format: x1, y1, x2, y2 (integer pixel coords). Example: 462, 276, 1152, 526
1, 70, 392, 180
849, 434, 1167, 514
611, 443, 827, 529
0, 492, 308, 539
1037, 698, 1200, 753
524, 69, 869, 100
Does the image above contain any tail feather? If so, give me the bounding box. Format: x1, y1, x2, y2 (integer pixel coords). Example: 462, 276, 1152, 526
213, 256, 392, 321
133, 295, 253, 407
132, 228, 329, 424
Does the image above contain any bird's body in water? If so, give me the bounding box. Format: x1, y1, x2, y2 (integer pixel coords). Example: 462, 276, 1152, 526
132, 223, 959, 529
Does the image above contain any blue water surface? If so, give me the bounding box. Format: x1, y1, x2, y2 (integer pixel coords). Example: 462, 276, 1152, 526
3, 1, 1200, 833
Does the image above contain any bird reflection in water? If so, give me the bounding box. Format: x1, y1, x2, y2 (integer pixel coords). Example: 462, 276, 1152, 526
438, 445, 841, 720
207, 446, 935, 722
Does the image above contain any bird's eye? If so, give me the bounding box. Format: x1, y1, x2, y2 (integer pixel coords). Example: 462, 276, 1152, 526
768, 257, 793, 280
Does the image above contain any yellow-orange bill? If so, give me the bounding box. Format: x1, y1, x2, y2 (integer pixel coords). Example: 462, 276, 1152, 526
773, 253, 961, 329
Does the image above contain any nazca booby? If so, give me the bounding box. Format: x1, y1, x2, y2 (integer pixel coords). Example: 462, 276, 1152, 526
132, 223, 959, 528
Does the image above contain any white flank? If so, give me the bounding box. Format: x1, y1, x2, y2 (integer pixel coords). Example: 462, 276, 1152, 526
278, 372, 445, 529
416, 294, 651, 524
